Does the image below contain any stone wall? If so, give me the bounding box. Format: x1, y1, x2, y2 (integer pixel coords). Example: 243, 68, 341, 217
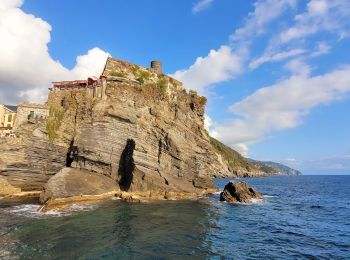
15, 103, 48, 128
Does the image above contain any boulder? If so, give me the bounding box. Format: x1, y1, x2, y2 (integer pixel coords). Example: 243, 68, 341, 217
220, 181, 263, 204
39, 167, 119, 204
0, 176, 21, 196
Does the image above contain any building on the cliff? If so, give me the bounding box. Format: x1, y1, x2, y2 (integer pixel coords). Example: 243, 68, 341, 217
49, 77, 105, 99
0, 105, 17, 136
48, 59, 182, 101
14, 103, 48, 128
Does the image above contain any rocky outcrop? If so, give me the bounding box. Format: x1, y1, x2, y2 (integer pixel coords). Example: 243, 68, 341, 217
220, 181, 263, 204
39, 167, 119, 204
0, 176, 21, 196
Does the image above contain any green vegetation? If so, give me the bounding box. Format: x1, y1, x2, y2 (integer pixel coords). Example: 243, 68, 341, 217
137, 70, 151, 84
189, 90, 198, 96
158, 78, 168, 95
110, 70, 127, 78
46, 104, 65, 142
169, 77, 179, 88
198, 96, 207, 106
210, 137, 252, 171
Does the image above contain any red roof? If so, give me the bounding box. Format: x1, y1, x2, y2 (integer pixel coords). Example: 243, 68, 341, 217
52, 80, 87, 87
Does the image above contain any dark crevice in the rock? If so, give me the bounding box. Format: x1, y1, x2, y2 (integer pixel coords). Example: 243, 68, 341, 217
158, 139, 162, 164
164, 177, 169, 185
118, 139, 136, 191
66, 140, 78, 167
190, 102, 195, 111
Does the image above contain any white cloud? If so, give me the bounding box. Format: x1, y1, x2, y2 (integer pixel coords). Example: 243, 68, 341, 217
171, 46, 242, 93
211, 66, 350, 154
230, 0, 296, 42
285, 153, 350, 171
192, 0, 214, 14
309, 42, 331, 57
0, 0, 109, 104
174, 0, 297, 94
249, 48, 306, 69
284, 58, 311, 76
279, 0, 350, 43
204, 114, 213, 131
285, 158, 299, 163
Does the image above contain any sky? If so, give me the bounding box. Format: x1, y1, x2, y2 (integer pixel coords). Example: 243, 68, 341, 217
0, 0, 349, 174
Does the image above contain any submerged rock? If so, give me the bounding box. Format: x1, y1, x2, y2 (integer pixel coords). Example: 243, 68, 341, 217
0, 176, 21, 196
220, 181, 263, 204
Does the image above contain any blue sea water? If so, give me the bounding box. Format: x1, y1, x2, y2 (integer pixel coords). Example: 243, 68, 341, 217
0, 175, 350, 259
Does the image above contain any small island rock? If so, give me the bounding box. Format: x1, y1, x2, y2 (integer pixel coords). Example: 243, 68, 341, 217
220, 181, 263, 204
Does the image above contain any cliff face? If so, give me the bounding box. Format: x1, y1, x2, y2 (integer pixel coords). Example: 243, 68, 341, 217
0, 57, 298, 201
0, 58, 227, 199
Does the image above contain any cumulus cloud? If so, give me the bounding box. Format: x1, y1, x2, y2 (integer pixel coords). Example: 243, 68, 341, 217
211, 65, 350, 152
192, 0, 214, 14
0, 0, 109, 105
171, 46, 243, 93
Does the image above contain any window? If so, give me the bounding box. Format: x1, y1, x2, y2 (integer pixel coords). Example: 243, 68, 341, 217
28, 111, 35, 119
7, 124, 11, 128
7, 114, 12, 122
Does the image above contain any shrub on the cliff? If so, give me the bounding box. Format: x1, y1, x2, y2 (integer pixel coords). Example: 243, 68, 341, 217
158, 78, 168, 96
110, 71, 127, 78
46, 104, 65, 142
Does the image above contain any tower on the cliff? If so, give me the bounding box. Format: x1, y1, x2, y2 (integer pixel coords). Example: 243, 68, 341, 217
150, 60, 162, 75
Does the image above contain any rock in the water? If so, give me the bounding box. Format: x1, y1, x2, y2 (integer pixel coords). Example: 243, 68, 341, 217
0, 176, 21, 196
220, 181, 263, 204
39, 167, 119, 204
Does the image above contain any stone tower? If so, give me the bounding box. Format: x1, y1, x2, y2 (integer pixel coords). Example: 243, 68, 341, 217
150, 60, 162, 75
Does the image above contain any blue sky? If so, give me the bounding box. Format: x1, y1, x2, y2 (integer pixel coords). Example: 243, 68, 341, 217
0, 0, 349, 174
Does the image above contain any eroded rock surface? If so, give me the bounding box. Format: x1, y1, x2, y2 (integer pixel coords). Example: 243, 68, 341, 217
220, 181, 263, 204
39, 167, 119, 204
0, 176, 21, 196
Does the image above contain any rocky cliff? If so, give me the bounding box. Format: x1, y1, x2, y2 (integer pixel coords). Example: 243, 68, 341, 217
0, 57, 228, 201
0, 57, 299, 203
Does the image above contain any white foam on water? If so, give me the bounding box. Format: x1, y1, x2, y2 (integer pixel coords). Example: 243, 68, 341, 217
250, 198, 265, 205
263, 195, 275, 198
7, 201, 101, 218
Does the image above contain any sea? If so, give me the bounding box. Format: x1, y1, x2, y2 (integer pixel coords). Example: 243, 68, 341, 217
0, 175, 349, 259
